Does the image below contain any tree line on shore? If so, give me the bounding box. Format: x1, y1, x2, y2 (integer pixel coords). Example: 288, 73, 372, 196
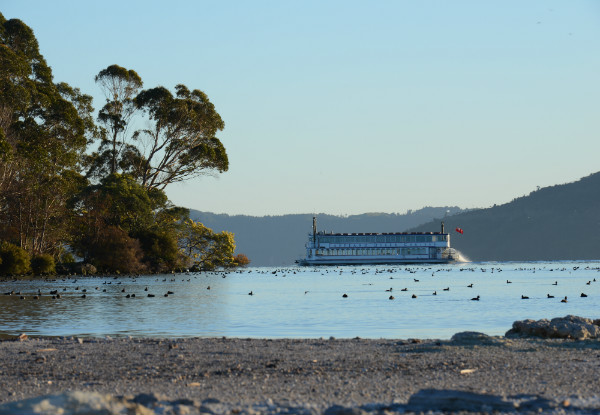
0, 13, 249, 276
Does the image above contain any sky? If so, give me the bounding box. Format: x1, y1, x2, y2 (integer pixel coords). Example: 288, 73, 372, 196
3, 1, 600, 216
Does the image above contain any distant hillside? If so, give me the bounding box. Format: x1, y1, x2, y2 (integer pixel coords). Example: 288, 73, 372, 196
190, 207, 463, 266
411, 172, 600, 262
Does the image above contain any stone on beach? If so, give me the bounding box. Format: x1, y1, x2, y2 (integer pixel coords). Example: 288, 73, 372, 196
0, 391, 153, 415
449, 331, 504, 345
506, 315, 600, 340
404, 389, 566, 413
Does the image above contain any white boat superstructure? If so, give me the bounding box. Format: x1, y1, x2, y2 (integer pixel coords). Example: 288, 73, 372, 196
298, 217, 458, 266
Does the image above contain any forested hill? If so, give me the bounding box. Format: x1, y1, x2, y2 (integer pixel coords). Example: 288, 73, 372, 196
190, 207, 463, 266
411, 172, 600, 262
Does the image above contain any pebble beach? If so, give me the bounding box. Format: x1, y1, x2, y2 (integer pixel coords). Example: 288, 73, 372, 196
1, 331, 600, 414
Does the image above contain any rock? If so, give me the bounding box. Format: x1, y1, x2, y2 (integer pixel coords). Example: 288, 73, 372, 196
323, 405, 366, 415
0, 391, 154, 415
506, 315, 600, 340
450, 331, 502, 345
406, 389, 517, 412
131, 392, 162, 406
405, 389, 568, 413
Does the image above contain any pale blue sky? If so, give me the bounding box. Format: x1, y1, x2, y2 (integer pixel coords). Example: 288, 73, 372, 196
4, 1, 600, 216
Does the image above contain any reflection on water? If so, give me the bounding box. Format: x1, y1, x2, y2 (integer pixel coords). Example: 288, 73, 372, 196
0, 260, 599, 339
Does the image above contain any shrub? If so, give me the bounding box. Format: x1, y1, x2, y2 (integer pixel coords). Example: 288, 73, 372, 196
61, 252, 75, 264
31, 254, 56, 275
233, 253, 251, 267
0, 242, 31, 275
134, 229, 181, 272
87, 226, 145, 273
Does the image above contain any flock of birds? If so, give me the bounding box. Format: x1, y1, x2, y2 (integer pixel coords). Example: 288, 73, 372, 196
1, 275, 191, 300
0, 265, 598, 304
247, 265, 599, 303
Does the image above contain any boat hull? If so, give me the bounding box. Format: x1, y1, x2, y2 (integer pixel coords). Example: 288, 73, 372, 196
297, 256, 456, 266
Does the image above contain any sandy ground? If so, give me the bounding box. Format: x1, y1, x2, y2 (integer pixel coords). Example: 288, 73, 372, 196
0, 335, 599, 413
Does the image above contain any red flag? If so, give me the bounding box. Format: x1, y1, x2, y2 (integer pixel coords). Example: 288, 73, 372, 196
455, 227, 464, 234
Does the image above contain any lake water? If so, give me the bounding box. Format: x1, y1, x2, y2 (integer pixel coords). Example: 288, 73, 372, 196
0, 260, 599, 339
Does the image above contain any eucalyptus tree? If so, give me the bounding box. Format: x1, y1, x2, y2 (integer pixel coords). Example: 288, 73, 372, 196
0, 13, 93, 255
132, 84, 228, 190
91, 64, 143, 177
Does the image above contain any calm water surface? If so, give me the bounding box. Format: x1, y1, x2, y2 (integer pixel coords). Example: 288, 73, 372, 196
1, 260, 599, 339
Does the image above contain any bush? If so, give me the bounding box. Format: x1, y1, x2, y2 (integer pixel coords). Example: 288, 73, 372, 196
134, 229, 181, 272
61, 252, 75, 264
233, 253, 251, 267
87, 226, 145, 273
31, 254, 56, 275
0, 242, 31, 275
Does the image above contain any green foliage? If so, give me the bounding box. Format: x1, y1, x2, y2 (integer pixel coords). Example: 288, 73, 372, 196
72, 174, 156, 238
0, 13, 94, 255
72, 174, 190, 273
133, 84, 228, 189
60, 252, 75, 264
86, 226, 145, 273
31, 254, 56, 275
0, 14, 237, 273
93, 64, 143, 176
180, 219, 236, 270
134, 229, 181, 272
233, 253, 251, 267
0, 241, 31, 275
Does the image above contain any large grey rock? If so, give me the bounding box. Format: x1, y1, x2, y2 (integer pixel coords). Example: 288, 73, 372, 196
406, 389, 517, 412
506, 315, 600, 340
450, 331, 503, 345
0, 391, 153, 415
323, 405, 366, 415
406, 389, 569, 413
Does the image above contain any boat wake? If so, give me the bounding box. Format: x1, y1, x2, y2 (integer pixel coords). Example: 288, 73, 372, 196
455, 250, 471, 263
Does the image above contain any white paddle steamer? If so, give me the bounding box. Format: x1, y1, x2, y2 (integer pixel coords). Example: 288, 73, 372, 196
298, 217, 458, 266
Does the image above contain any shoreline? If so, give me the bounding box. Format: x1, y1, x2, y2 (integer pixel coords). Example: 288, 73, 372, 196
1, 334, 599, 414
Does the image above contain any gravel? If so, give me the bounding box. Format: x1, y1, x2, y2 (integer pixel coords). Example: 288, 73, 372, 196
0, 335, 599, 413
